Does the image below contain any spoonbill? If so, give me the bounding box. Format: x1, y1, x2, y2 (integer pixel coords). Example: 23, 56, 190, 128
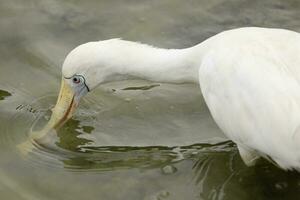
47, 27, 300, 170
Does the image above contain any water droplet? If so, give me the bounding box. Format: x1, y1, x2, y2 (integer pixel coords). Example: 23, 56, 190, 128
161, 165, 177, 175
275, 182, 288, 190
145, 190, 170, 200
124, 98, 131, 102
158, 190, 170, 198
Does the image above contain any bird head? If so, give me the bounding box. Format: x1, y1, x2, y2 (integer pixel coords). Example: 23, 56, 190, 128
46, 38, 157, 129
49, 40, 122, 129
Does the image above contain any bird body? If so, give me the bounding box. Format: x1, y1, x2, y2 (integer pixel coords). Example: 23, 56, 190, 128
199, 28, 300, 169
50, 27, 300, 170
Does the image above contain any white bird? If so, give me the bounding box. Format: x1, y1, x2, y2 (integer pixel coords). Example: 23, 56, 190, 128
47, 27, 300, 170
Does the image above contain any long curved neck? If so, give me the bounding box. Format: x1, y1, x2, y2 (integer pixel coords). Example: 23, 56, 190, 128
120, 47, 199, 83
99, 39, 212, 85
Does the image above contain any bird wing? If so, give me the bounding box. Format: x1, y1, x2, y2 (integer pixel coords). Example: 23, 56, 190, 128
199, 29, 300, 169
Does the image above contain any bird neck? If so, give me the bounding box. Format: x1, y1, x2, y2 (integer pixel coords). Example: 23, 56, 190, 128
101, 40, 211, 85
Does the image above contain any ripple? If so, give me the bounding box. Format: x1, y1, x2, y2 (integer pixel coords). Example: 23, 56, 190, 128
2, 95, 56, 147
18, 133, 235, 172
4, 94, 235, 173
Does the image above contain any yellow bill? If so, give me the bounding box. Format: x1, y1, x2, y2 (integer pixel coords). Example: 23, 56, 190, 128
18, 76, 89, 154
49, 78, 78, 129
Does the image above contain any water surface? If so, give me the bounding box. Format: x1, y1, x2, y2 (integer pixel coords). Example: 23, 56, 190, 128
1, 0, 300, 199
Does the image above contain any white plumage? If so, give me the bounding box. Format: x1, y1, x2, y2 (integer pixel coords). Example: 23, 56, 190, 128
199, 28, 300, 170
59, 27, 300, 170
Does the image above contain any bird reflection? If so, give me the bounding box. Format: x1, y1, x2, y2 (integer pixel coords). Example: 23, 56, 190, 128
20, 115, 300, 199
55, 119, 181, 171
191, 142, 300, 200
48, 119, 300, 199
56, 118, 94, 152
26, 120, 300, 200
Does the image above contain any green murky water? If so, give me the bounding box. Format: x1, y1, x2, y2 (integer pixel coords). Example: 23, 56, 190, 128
1, 0, 300, 199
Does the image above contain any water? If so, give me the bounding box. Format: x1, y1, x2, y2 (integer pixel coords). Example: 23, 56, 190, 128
1, 0, 300, 199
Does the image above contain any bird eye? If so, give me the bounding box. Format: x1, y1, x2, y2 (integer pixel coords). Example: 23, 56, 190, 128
72, 77, 81, 84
